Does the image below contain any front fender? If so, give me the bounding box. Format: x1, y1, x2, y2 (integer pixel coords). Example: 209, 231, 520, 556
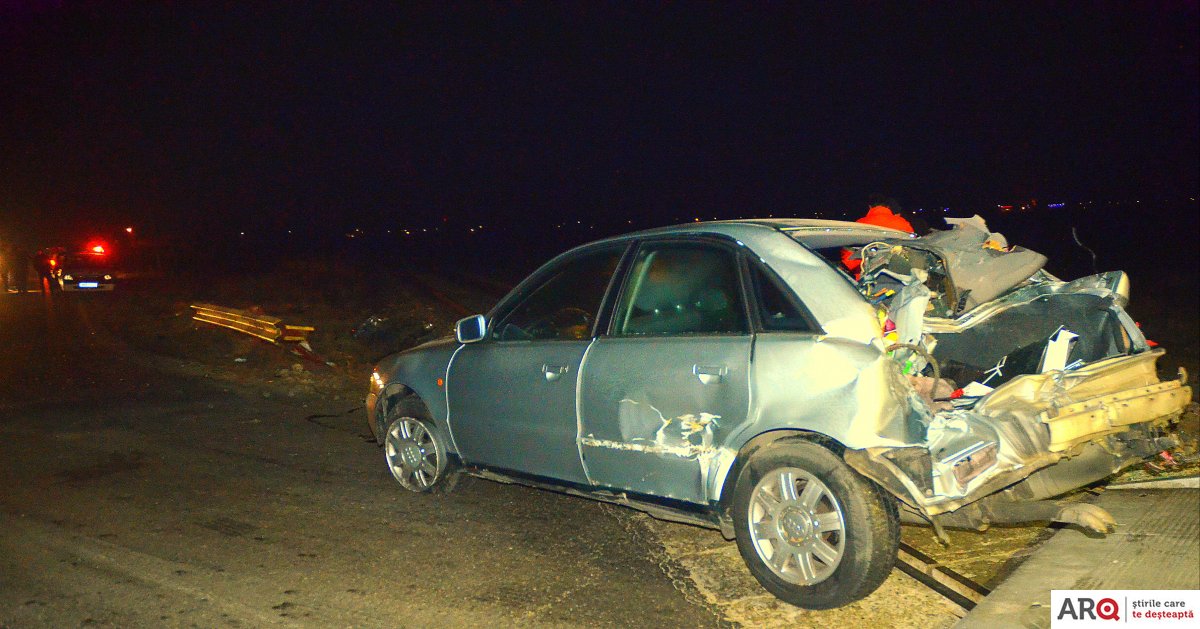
368, 337, 459, 450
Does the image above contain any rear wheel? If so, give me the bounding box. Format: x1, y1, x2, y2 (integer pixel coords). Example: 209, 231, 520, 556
383, 416, 457, 493
731, 439, 898, 609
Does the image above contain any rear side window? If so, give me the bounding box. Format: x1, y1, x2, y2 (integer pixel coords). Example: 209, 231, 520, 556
749, 264, 818, 332
613, 242, 748, 336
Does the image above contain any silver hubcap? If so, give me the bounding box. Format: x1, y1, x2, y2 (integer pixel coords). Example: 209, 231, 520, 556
748, 467, 846, 585
384, 418, 440, 491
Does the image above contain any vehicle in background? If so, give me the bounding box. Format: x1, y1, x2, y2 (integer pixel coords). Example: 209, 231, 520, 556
57, 248, 116, 291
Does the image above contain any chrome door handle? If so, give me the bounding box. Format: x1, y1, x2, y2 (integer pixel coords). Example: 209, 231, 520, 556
542, 364, 569, 382
693, 364, 727, 385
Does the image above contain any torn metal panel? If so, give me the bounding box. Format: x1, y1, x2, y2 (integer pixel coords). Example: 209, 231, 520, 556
889, 276, 932, 350
928, 291, 1143, 388
743, 334, 929, 450
846, 351, 1191, 517
577, 334, 752, 504
581, 435, 714, 459
924, 411, 1001, 499
911, 215, 1047, 311
977, 349, 1190, 452
707, 334, 930, 504
616, 398, 720, 448
923, 270, 1141, 336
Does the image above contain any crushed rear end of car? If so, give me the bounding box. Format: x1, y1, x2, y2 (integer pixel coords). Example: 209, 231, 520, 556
833, 217, 1191, 535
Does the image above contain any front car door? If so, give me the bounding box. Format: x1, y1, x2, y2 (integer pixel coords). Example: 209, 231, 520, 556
578, 239, 753, 503
446, 244, 626, 484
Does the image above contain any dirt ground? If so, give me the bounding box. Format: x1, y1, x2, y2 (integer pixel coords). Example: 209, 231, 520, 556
1, 294, 729, 628
77, 260, 1198, 627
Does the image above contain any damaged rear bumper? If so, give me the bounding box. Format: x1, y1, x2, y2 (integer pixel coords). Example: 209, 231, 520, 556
845, 350, 1191, 526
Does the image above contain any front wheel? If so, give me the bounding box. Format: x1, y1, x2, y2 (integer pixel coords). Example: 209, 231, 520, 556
731, 439, 898, 609
383, 416, 456, 493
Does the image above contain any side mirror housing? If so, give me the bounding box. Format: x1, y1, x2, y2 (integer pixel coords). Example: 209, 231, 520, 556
455, 314, 487, 344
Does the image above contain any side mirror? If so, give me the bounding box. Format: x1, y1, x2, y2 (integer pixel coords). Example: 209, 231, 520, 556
455, 314, 487, 344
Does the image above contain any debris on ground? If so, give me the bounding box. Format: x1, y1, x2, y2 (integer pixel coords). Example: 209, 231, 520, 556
352, 315, 390, 339
272, 363, 318, 398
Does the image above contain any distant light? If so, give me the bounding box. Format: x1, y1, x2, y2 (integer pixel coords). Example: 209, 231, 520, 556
90, 244, 105, 254
1047, 202, 1065, 208
125, 227, 134, 234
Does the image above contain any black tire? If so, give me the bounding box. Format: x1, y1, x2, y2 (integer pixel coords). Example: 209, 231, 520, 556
383, 414, 458, 494
731, 439, 899, 609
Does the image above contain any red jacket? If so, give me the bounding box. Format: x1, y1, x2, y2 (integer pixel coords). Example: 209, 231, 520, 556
857, 205, 914, 232
842, 206, 914, 275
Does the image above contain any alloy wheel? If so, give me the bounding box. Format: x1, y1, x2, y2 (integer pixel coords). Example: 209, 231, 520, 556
747, 466, 847, 585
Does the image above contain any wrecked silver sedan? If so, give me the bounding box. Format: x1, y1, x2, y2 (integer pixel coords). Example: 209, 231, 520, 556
365, 218, 1191, 609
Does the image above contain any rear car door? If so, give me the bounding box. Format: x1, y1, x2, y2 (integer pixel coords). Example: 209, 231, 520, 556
578, 239, 752, 503
446, 244, 625, 484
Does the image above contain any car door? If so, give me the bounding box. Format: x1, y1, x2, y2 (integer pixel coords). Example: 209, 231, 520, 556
578, 239, 753, 503
446, 244, 626, 484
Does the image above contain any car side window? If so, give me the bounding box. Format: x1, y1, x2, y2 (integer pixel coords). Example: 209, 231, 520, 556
749, 263, 818, 332
493, 246, 623, 341
614, 242, 747, 336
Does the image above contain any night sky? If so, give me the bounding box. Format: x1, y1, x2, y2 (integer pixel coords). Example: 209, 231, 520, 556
1, 2, 1197, 247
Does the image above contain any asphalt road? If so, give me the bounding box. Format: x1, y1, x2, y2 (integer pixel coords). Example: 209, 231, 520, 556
0, 291, 723, 628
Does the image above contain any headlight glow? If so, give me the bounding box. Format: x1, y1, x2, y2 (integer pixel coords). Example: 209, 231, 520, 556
371, 371, 384, 389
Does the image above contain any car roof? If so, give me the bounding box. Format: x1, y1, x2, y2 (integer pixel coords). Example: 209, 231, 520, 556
594, 218, 912, 249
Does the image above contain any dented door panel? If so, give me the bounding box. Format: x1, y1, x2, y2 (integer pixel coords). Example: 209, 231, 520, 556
578, 335, 751, 503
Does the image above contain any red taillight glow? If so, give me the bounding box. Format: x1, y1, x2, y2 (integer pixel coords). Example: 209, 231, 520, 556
91, 245, 105, 254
